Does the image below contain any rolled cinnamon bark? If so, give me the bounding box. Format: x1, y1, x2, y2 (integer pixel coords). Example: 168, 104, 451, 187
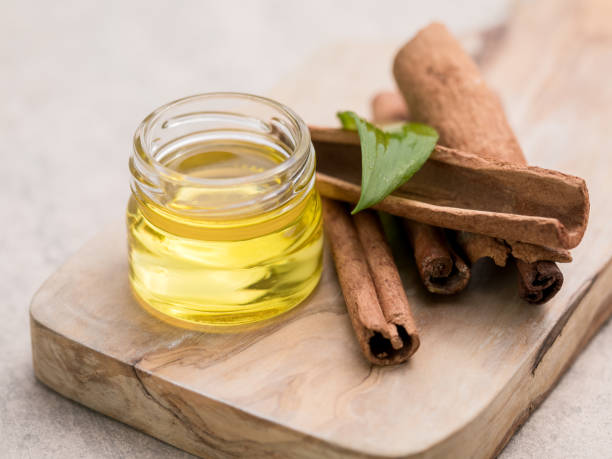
371, 93, 470, 294
394, 22, 523, 163
311, 127, 587, 252
393, 22, 565, 303
515, 259, 563, 305
322, 198, 419, 365
371, 91, 410, 123
403, 220, 470, 294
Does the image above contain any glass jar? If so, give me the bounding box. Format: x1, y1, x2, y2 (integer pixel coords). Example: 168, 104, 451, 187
127, 93, 323, 328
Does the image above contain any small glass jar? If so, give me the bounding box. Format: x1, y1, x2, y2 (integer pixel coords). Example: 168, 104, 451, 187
127, 93, 323, 328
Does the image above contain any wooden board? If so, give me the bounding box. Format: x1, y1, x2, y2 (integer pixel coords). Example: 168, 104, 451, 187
30, 1, 612, 457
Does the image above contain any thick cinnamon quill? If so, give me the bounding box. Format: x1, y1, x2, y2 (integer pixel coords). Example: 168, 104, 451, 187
393, 22, 573, 303
371, 96, 470, 294
322, 198, 419, 365
312, 126, 587, 252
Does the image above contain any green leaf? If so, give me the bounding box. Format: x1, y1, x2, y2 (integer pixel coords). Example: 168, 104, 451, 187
336, 111, 438, 214
336, 111, 358, 130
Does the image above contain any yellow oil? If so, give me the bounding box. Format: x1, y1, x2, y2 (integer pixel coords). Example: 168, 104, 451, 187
127, 141, 323, 328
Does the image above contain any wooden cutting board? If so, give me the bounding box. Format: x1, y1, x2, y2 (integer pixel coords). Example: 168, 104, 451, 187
30, 1, 612, 457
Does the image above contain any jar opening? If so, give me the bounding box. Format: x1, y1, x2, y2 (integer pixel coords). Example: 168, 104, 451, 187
133, 92, 311, 187
130, 92, 316, 219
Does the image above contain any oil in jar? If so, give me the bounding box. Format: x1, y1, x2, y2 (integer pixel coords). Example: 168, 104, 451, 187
127, 138, 324, 328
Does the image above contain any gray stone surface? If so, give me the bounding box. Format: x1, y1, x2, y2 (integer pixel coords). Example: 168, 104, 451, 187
1, 1, 610, 458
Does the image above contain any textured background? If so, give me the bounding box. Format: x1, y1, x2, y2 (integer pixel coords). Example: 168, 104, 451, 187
1, 1, 611, 457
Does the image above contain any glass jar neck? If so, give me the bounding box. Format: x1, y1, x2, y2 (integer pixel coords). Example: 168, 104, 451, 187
129, 93, 315, 222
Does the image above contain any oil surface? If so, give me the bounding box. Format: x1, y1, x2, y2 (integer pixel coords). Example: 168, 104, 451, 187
127, 141, 323, 328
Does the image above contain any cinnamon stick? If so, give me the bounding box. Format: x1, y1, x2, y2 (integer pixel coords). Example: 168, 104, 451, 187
312, 126, 588, 251
374, 93, 572, 300
402, 220, 470, 294
371, 91, 410, 123
393, 22, 574, 303
515, 259, 563, 305
322, 198, 419, 365
371, 94, 470, 294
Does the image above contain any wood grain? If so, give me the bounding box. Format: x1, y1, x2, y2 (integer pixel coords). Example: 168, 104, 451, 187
30, 0, 612, 457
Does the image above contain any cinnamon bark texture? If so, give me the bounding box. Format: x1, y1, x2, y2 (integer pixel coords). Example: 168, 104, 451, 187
392, 22, 578, 303
322, 198, 419, 365
455, 232, 511, 267
393, 22, 525, 164
403, 220, 470, 294
515, 259, 564, 305
312, 126, 588, 251
371, 91, 410, 123
371, 94, 470, 294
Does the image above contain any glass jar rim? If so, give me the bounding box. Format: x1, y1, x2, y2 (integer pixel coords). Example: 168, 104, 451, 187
133, 92, 312, 188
